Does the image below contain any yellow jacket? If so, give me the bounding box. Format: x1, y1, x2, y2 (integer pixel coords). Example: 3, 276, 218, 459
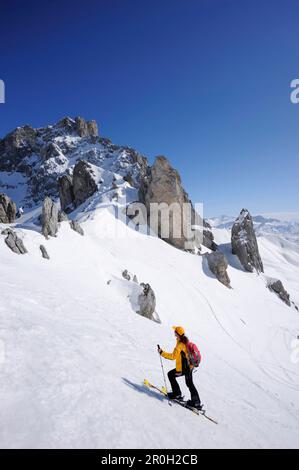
161, 340, 190, 373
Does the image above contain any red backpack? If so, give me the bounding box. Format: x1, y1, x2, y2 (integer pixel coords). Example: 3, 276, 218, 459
186, 341, 201, 367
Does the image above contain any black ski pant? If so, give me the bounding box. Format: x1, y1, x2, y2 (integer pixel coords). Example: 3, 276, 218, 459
168, 368, 200, 402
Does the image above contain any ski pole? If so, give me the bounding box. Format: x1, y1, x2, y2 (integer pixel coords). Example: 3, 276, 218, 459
157, 345, 171, 405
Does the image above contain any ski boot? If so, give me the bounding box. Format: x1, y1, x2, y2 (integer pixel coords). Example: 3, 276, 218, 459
186, 399, 203, 410
167, 392, 183, 401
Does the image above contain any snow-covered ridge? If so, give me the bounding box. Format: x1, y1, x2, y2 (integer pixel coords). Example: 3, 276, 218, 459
0, 116, 147, 207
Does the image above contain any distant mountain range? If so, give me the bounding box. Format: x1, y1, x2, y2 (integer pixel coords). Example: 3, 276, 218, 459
208, 212, 299, 245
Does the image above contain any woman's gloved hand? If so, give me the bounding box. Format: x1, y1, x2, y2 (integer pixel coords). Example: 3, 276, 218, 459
157, 344, 163, 355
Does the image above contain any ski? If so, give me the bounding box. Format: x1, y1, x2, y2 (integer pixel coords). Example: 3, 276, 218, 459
143, 379, 218, 424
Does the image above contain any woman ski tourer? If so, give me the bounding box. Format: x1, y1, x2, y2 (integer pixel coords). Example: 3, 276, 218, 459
157, 326, 202, 409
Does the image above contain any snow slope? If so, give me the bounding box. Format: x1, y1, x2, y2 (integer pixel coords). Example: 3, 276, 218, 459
1, 203, 299, 449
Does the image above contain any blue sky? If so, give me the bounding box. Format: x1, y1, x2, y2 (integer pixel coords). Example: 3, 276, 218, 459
0, 0, 298, 216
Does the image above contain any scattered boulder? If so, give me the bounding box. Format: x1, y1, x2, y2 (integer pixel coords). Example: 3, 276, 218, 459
138, 283, 156, 320
267, 279, 291, 307
58, 175, 75, 212
40, 244, 50, 260
72, 160, 98, 208
42, 196, 59, 238
121, 270, 159, 322
0, 193, 17, 223
231, 209, 263, 273
69, 220, 84, 236
122, 269, 131, 281
1, 228, 27, 254
205, 251, 231, 288
139, 156, 215, 252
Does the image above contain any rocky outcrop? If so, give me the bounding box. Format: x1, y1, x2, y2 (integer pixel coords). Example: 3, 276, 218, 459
75, 117, 98, 141
2, 228, 27, 254
58, 174, 75, 212
205, 251, 231, 288
40, 244, 50, 260
138, 283, 156, 320
42, 142, 62, 161
58, 211, 68, 222
69, 220, 84, 236
42, 197, 59, 238
139, 156, 215, 252
72, 160, 98, 208
57, 116, 98, 141
0, 125, 37, 172
267, 279, 291, 306
231, 209, 263, 273
0, 117, 148, 207
0, 193, 16, 223
58, 160, 98, 211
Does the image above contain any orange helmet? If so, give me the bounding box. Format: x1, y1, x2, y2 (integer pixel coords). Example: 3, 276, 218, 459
172, 326, 185, 336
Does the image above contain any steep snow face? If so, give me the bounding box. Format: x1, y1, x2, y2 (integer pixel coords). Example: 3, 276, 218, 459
0, 118, 147, 207
0, 205, 299, 449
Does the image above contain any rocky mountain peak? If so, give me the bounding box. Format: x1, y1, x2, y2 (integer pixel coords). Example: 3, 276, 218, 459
0, 117, 215, 253
231, 208, 264, 273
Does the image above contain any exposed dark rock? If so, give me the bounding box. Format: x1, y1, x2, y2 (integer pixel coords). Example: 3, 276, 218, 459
75, 117, 99, 140
42, 196, 59, 238
58, 174, 75, 212
87, 120, 99, 142
205, 251, 231, 288
72, 160, 98, 208
69, 220, 84, 236
122, 269, 131, 281
58, 211, 68, 222
57, 117, 77, 134
123, 172, 134, 186
0, 117, 148, 207
231, 209, 263, 273
0, 193, 17, 223
267, 279, 291, 306
139, 156, 215, 252
42, 142, 62, 161
2, 228, 27, 254
40, 244, 50, 260
137, 283, 156, 320
0, 125, 37, 172
202, 229, 217, 251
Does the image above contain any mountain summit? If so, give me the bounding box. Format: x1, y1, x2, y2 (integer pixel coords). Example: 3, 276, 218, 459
0, 116, 215, 252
